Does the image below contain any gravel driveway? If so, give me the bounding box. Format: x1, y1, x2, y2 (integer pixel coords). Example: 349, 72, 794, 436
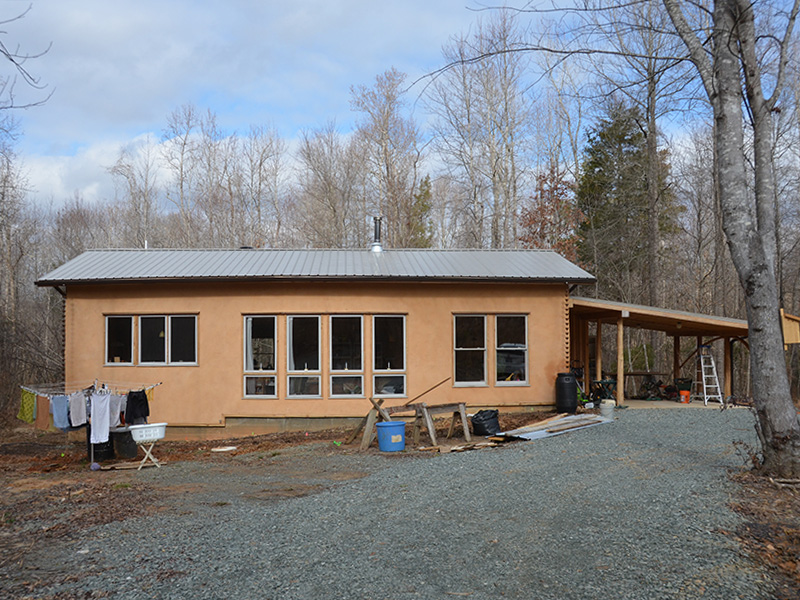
5, 406, 773, 599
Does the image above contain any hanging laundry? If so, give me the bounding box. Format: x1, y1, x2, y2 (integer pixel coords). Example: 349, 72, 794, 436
109, 394, 126, 428
125, 389, 149, 424
51, 395, 71, 431
34, 395, 50, 430
90, 390, 111, 444
69, 390, 87, 427
17, 389, 36, 423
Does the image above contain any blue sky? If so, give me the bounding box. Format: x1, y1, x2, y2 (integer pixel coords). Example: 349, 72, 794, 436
7, 1, 487, 204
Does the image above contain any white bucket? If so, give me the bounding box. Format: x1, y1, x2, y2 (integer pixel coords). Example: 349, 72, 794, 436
600, 400, 615, 419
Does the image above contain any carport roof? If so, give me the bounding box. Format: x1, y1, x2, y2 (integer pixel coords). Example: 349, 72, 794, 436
569, 297, 749, 338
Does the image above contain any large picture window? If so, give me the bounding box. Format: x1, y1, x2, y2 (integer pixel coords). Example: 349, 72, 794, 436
330, 316, 363, 397
373, 315, 405, 397
288, 316, 320, 397
106, 316, 133, 364
496, 315, 527, 384
244, 316, 276, 397
454, 315, 486, 384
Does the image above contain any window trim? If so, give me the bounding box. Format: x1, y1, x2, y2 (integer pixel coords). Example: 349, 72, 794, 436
105, 315, 134, 366
138, 315, 167, 365
167, 314, 198, 365
495, 314, 529, 386
243, 315, 278, 398
453, 314, 487, 387
373, 315, 407, 398
287, 315, 321, 398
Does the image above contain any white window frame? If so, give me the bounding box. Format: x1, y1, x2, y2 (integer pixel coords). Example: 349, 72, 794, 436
330, 315, 364, 398
453, 314, 487, 386
372, 315, 406, 398
243, 315, 277, 398
287, 315, 321, 398
167, 315, 198, 365
105, 315, 134, 366
139, 315, 167, 365
495, 314, 529, 386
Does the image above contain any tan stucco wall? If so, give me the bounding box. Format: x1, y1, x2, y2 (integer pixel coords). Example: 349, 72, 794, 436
64, 280, 570, 428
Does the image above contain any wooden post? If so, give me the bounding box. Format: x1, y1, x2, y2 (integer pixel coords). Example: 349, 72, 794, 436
582, 319, 591, 394
672, 335, 680, 381
616, 317, 624, 406
724, 337, 732, 398
595, 323, 603, 382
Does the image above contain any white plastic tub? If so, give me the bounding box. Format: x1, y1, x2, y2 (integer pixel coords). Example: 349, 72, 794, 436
128, 422, 167, 444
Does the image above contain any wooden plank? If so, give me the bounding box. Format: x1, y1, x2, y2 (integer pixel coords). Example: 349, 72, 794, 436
360, 409, 379, 451
369, 397, 392, 422
546, 418, 602, 434
501, 413, 569, 436
100, 461, 165, 470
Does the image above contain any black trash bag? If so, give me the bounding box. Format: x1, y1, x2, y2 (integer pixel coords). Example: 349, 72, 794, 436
471, 409, 501, 436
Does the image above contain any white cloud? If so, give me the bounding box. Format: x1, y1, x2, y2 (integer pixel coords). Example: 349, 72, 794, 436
6, 1, 484, 204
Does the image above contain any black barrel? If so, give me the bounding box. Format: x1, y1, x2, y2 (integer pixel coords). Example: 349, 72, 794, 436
556, 372, 578, 414
85, 425, 115, 462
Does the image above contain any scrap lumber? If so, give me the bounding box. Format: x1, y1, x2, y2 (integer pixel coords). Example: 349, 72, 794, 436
546, 417, 602, 434
500, 413, 570, 437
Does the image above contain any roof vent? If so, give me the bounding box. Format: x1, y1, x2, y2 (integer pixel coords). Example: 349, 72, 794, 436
370, 216, 383, 253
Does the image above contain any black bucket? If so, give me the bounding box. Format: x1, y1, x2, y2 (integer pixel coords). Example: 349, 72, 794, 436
556, 372, 578, 414
85, 425, 115, 462
471, 409, 501, 436
111, 429, 138, 459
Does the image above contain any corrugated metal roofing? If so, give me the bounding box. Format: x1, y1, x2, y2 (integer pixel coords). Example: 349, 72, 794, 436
36, 248, 596, 286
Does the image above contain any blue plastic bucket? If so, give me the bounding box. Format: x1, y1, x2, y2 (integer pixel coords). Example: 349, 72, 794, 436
376, 421, 406, 452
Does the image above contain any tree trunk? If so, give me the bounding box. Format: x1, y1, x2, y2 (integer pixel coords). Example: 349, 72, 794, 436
711, 0, 800, 476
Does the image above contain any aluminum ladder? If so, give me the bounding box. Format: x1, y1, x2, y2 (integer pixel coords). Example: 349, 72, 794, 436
692, 346, 723, 406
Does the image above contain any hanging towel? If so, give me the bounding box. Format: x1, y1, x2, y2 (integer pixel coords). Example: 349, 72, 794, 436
34, 395, 50, 430
90, 391, 111, 444
109, 394, 126, 428
51, 395, 71, 430
125, 390, 149, 424
69, 390, 87, 427
17, 389, 36, 423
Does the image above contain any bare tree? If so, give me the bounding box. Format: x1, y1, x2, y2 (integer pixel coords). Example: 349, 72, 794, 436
351, 68, 426, 247
426, 11, 533, 248
109, 135, 161, 248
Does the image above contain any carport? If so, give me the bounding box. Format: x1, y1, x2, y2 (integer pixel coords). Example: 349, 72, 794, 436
568, 297, 750, 406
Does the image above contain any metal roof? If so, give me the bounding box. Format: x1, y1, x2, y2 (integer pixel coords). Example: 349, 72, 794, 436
36, 248, 596, 286
570, 296, 749, 338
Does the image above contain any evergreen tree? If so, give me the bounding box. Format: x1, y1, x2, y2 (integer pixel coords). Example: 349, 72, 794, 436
576, 101, 673, 302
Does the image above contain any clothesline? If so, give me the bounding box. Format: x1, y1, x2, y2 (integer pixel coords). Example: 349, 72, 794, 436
20, 380, 162, 397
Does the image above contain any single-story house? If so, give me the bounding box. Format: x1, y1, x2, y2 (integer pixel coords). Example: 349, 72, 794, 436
36, 247, 595, 437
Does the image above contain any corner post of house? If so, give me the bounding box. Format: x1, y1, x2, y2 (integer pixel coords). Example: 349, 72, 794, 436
672, 335, 680, 381
595, 322, 603, 382
724, 337, 733, 398
616, 314, 625, 406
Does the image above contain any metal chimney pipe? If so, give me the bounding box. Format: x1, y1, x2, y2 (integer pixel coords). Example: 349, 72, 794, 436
370, 216, 383, 253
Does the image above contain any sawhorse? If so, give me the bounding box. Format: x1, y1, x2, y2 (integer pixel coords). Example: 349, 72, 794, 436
352, 399, 471, 450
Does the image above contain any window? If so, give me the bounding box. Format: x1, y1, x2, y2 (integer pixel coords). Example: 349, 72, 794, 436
454, 315, 486, 384
287, 316, 320, 397
496, 315, 527, 384
169, 316, 197, 363
244, 316, 276, 397
106, 316, 133, 364
330, 316, 363, 397
373, 315, 405, 397
140, 316, 166, 363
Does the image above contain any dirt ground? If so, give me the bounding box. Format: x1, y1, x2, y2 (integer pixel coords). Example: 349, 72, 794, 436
1, 411, 799, 599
